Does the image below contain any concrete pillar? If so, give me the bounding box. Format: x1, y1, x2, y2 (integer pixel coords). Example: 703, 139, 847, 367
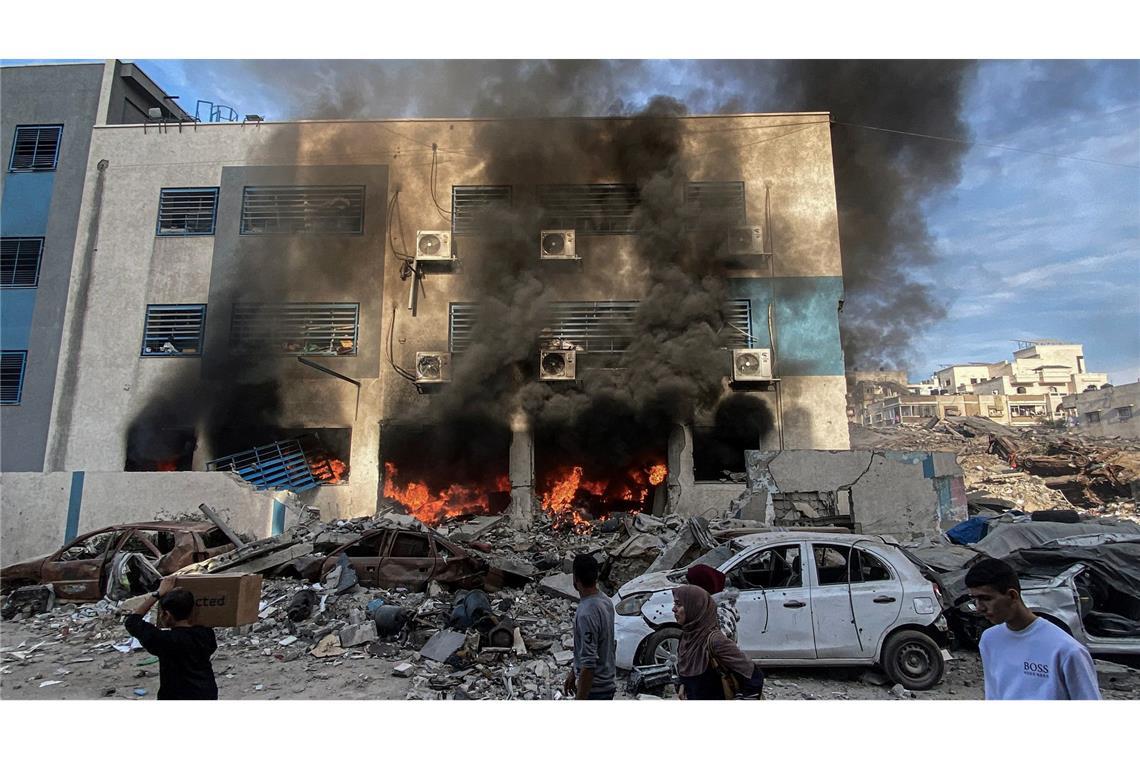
665, 423, 692, 515
508, 411, 534, 528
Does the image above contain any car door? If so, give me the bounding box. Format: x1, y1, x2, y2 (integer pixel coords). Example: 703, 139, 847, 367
39, 528, 122, 600
339, 531, 388, 586
378, 531, 438, 591
725, 542, 815, 660
809, 542, 904, 659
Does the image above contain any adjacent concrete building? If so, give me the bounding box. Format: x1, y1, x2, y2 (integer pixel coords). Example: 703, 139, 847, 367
1, 61, 189, 472
1061, 381, 1140, 439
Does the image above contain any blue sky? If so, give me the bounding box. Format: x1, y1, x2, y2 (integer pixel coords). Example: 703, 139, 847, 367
6, 58, 1137, 384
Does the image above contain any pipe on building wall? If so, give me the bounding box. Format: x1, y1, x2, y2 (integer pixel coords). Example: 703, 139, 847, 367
45, 158, 109, 471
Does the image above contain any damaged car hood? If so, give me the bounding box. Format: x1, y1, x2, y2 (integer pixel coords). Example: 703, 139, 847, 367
617, 570, 684, 598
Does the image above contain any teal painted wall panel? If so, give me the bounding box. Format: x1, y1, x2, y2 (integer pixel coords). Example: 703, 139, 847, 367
1, 172, 56, 235
0, 290, 37, 349
727, 276, 845, 377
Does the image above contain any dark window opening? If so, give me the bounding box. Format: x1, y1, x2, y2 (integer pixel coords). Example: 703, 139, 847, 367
693, 394, 774, 482
685, 180, 746, 230
209, 428, 351, 485
1, 237, 43, 288
535, 403, 669, 521
1, 350, 29, 405
201, 528, 231, 549
240, 185, 365, 235
813, 544, 892, 585
449, 299, 751, 355
125, 427, 197, 472
1085, 411, 1101, 423
9, 125, 62, 172
380, 417, 511, 524
141, 304, 206, 356
230, 302, 358, 355
538, 183, 640, 234
452, 185, 511, 234
157, 188, 219, 236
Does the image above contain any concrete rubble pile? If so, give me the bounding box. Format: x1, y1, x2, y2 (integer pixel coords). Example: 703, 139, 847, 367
2, 504, 770, 700
851, 421, 1138, 523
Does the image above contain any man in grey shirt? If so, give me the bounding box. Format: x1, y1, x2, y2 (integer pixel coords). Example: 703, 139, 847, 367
563, 553, 616, 700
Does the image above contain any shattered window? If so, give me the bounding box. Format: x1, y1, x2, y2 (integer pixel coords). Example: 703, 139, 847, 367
1118, 407, 1133, 421
853, 550, 892, 582
389, 532, 430, 558
813, 545, 849, 585
730, 545, 801, 589
343, 534, 385, 558
118, 531, 162, 558
201, 528, 231, 549
59, 530, 118, 561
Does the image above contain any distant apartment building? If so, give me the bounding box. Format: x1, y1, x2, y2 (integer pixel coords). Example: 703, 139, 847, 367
863, 391, 1055, 428
1060, 382, 1140, 439
931, 341, 1108, 398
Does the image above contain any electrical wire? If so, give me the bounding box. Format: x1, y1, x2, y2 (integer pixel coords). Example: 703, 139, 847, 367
387, 190, 414, 263
429, 145, 453, 224
832, 119, 1140, 170
385, 305, 418, 384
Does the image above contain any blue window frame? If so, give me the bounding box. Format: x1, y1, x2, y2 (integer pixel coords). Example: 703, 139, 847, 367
1, 350, 27, 404
156, 188, 219, 236
0, 238, 44, 288
141, 304, 207, 357
9, 125, 63, 172
206, 437, 325, 491
230, 302, 359, 355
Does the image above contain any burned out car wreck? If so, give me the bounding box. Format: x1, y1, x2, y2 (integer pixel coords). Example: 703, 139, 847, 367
0, 521, 235, 602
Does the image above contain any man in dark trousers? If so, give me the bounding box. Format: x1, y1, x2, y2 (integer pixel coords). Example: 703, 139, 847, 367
966, 557, 1099, 700
123, 576, 219, 700
563, 553, 617, 700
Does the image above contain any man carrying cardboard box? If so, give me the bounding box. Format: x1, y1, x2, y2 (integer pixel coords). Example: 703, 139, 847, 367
123, 576, 219, 700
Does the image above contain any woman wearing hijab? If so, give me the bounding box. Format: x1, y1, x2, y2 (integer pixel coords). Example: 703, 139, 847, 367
672, 584, 764, 700
685, 564, 741, 642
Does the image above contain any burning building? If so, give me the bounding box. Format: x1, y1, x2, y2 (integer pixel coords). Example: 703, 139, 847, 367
5, 63, 852, 530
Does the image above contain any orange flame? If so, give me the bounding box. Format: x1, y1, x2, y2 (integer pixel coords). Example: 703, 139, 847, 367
383, 463, 506, 526
649, 464, 667, 485
310, 454, 349, 484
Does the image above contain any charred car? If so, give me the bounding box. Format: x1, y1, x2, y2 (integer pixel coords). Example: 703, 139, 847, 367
318, 527, 486, 592
949, 538, 1140, 656
1, 522, 235, 601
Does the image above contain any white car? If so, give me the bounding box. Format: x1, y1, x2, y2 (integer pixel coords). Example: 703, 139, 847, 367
612, 531, 951, 690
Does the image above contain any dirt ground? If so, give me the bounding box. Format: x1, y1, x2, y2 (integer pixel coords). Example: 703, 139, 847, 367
3, 615, 1136, 700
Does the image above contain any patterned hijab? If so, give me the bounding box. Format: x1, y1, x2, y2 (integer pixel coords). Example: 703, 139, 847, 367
673, 584, 721, 677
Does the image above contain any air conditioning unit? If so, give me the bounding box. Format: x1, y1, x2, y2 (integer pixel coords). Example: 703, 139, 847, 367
539, 349, 576, 381
415, 352, 452, 383
727, 226, 765, 255
540, 230, 577, 260
731, 348, 773, 382
415, 230, 453, 261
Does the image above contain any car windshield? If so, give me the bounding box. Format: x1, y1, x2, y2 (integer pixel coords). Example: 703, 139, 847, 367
687, 544, 734, 571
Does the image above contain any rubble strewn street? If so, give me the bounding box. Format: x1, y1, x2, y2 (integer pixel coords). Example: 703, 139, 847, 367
3, 418, 1137, 700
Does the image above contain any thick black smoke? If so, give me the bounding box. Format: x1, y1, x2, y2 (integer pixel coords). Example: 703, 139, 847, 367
224, 59, 976, 369
127, 60, 977, 470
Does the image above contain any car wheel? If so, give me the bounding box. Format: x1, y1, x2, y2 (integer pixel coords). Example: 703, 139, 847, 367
639, 628, 681, 667
881, 629, 945, 691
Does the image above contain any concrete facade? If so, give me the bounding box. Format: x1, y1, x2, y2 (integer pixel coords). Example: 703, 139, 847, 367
0, 470, 282, 566
1061, 381, 1140, 439
1, 61, 189, 472
726, 449, 966, 541
863, 391, 1062, 428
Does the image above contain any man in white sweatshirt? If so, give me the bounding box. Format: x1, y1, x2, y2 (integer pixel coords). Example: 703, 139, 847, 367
965, 557, 1100, 700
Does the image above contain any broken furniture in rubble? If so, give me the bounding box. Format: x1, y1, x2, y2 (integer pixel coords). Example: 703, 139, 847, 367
206, 434, 347, 491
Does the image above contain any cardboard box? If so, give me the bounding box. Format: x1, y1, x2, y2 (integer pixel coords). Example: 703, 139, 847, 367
164, 573, 263, 628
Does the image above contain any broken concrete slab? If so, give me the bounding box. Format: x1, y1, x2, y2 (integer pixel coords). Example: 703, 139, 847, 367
645, 527, 695, 574
537, 573, 579, 601
393, 662, 415, 678
450, 515, 507, 543
309, 633, 345, 659
419, 630, 467, 662
226, 543, 315, 576
553, 650, 574, 667
339, 622, 378, 648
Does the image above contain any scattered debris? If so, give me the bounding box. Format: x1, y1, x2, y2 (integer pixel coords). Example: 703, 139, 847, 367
419, 630, 466, 663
